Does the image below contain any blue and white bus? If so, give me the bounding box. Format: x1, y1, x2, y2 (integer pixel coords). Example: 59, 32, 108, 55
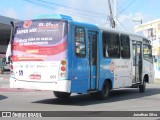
7, 15, 154, 99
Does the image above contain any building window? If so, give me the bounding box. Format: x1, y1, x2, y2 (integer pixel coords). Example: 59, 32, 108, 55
158, 24, 160, 30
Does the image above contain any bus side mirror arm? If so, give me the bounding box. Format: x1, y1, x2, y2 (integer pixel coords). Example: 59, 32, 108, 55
6, 44, 11, 64
6, 21, 15, 63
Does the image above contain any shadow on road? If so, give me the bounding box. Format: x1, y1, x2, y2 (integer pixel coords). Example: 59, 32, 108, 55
32, 87, 160, 106
0, 95, 8, 100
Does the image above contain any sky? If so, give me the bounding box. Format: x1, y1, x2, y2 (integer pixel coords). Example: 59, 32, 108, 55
0, 0, 160, 32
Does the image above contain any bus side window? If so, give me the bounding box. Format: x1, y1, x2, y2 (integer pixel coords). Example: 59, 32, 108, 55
143, 44, 153, 63
121, 35, 130, 59
75, 27, 86, 57
103, 35, 109, 57
103, 32, 120, 58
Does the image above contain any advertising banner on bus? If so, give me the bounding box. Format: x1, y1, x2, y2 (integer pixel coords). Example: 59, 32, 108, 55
11, 20, 68, 82
12, 19, 68, 62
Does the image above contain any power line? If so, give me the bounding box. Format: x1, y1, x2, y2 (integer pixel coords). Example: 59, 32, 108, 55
34, 0, 107, 17
23, 0, 107, 18
115, 18, 129, 32
24, 0, 107, 20
116, 0, 137, 17
112, 0, 134, 22
98, 20, 110, 27
23, 0, 56, 10
23, 0, 109, 25
23, 0, 108, 22
133, 0, 152, 12
114, 0, 152, 30
112, 0, 130, 16
71, 15, 110, 25
110, 0, 144, 31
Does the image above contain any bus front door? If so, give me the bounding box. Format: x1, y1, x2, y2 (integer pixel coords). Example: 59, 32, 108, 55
132, 41, 142, 83
88, 31, 98, 90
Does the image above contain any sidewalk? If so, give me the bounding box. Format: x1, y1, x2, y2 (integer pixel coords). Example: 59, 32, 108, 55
0, 72, 10, 88
154, 79, 160, 85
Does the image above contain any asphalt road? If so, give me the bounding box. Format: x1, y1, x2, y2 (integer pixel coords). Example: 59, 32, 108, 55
0, 73, 160, 120
1, 85, 160, 111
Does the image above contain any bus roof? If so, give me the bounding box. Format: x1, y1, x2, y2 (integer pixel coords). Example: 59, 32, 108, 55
69, 20, 99, 30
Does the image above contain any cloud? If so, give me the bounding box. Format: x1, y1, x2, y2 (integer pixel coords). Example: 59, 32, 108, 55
116, 12, 151, 32
3, 8, 18, 19
53, 0, 109, 26
1, 0, 154, 32
22, 5, 53, 20
133, 13, 144, 21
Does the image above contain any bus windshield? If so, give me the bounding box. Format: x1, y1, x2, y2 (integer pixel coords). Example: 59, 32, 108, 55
12, 19, 68, 61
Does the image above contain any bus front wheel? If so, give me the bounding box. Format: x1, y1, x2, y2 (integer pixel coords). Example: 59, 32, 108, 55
139, 80, 146, 93
53, 91, 71, 99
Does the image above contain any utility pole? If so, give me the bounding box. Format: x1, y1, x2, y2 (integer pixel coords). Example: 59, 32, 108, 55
108, 0, 116, 28
113, 0, 117, 27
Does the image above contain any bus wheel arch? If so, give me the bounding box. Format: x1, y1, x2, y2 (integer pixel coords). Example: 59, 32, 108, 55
101, 79, 112, 98
53, 91, 71, 99
90, 79, 112, 100
143, 74, 149, 83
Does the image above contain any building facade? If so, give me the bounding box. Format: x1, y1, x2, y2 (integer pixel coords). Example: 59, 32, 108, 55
134, 19, 160, 79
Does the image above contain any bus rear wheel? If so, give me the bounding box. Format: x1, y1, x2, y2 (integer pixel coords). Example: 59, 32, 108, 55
90, 81, 111, 100
53, 91, 71, 99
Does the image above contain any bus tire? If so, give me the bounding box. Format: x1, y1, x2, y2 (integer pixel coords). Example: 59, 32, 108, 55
139, 79, 146, 93
91, 81, 111, 100
53, 91, 71, 99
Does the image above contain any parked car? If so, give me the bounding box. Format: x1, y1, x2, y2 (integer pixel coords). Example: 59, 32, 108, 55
1, 57, 10, 71
3, 62, 10, 71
